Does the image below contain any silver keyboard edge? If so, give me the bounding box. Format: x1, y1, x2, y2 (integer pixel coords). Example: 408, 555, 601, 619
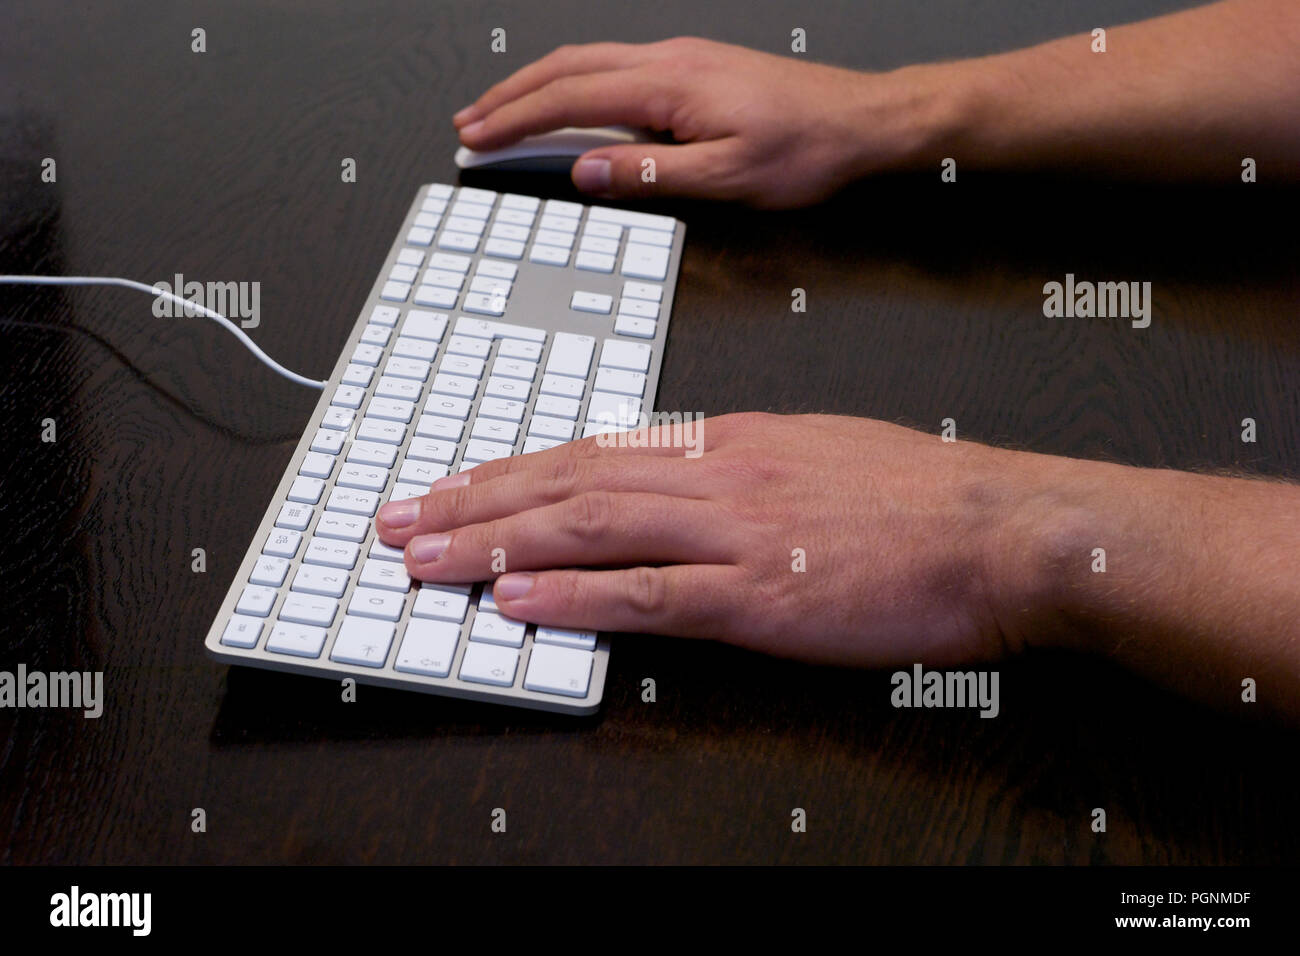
201, 184, 685, 715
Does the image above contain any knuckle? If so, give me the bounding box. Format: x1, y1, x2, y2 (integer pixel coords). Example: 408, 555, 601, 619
625, 566, 668, 618
427, 486, 472, 529
566, 491, 613, 542
544, 457, 585, 500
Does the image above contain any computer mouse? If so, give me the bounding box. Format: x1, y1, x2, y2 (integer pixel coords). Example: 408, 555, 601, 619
454, 126, 656, 173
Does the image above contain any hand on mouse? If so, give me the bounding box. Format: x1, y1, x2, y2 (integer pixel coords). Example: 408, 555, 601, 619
452, 38, 945, 208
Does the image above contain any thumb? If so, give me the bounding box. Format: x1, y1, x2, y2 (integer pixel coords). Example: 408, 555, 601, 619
570, 140, 744, 202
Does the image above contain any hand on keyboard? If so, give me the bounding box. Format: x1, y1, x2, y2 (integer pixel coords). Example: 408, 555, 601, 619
453, 38, 915, 209
375, 412, 1044, 668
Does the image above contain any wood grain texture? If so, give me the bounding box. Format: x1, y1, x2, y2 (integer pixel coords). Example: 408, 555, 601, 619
1, 0, 1297, 865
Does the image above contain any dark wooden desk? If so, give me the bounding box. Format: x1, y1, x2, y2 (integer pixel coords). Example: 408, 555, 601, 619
2, 0, 1296, 865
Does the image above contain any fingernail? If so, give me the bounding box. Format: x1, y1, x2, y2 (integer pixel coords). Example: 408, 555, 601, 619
409, 533, 450, 563
573, 158, 611, 192
495, 573, 535, 600
460, 119, 485, 140
378, 499, 420, 528
430, 472, 471, 492
453, 105, 477, 125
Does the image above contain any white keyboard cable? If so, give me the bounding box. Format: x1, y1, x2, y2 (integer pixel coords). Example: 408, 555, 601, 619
0, 275, 328, 389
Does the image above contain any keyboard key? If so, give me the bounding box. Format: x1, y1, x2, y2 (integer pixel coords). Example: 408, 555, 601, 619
438, 230, 479, 252
399, 459, 447, 486
484, 376, 530, 400
412, 587, 470, 623
430, 373, 478, 397
446, 334, 491, 358
539, 373, 586, 399
327, 487, 380, 517
487, 222, 530, 243
287, 475, 326, 504
321, 407, 355, 431
470, 611, 526, 647
457, 187, 497, 205
315, 512, 369, 542
425, 394, 473, 419
369, 305, 401, 326
291, 564, 349, 598
584, 221, 622, 240
628, 226, 673, 247
413, 285, 458, 308
311, 428, 345, 455
358, 557, 411, 592
366, 397, 416, 424
500, 192, 540, 211
575, 251, 616, 273
614, 314, 657, 338
415, 414, 464, 442
439, 354, 485, 379
535, 626, 598, 651
498, 339, 542, 361
426, 183, 454, 199
331, 385, 365, 409
478, 396, 526, 422
543, 199, 583, 219
463, 292, 507, 316
405, 436, 458, 463
535, 394, 581, 419
444, 215, 484, 236
620, 243, 670, 281
266, 623, 328, 658
494, 207, 536, 227
397, 247, 426, 266
536, 228, 575, 248
476, 260, 517, 280
524, 644, 593, 697
263, 529, 302, 558
545, 332, 595, 378
380, 280, 411, 301
250, 555, 291, 587
389, 263, 419, 283
571, 291, 613, 314
402, 309, 448, 342
527, 415, 575, 441
374, 376, 422, 403
304, 536, 360, 569
491, 357, 537, 381
393, 336, 438, 361
275, 502, 313, 531
594, 366, 647, 397
347, 440, 398, 468
424, 268, 466, 290
280, 594, 338, 628
236, 585, 277, 617
579, 235, 620, 255
351, 343, 384, 366
221, 615, 263, 648
484, 237, 525, 259
618, 298, 660, 319
469, 275, 512, 297
529, 244, 570, 266
587, 205, 676, 233
369, 538, 405, 562
472, 417, 519, 445
459, 643, 519, 686
341, 363, 374, 387
388, 482, 426, 503
600, 339, 652, 372
330, 616, 396, 668
407, 226, 434, 246
463, 438, 513, 462
429, 252, 471, 272
299, 452, 335, 480
347, 586, 405, 621
586, 391, 641, 426
384, 357, 431, 381
394, 620, 460, 677
356, 418, 406, 445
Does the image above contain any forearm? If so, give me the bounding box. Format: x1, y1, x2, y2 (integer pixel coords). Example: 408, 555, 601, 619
874, 0, 1300, 180
993, 453, 1300, 721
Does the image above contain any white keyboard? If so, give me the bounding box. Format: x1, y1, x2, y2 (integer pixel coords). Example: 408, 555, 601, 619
203, 184, 685, 714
